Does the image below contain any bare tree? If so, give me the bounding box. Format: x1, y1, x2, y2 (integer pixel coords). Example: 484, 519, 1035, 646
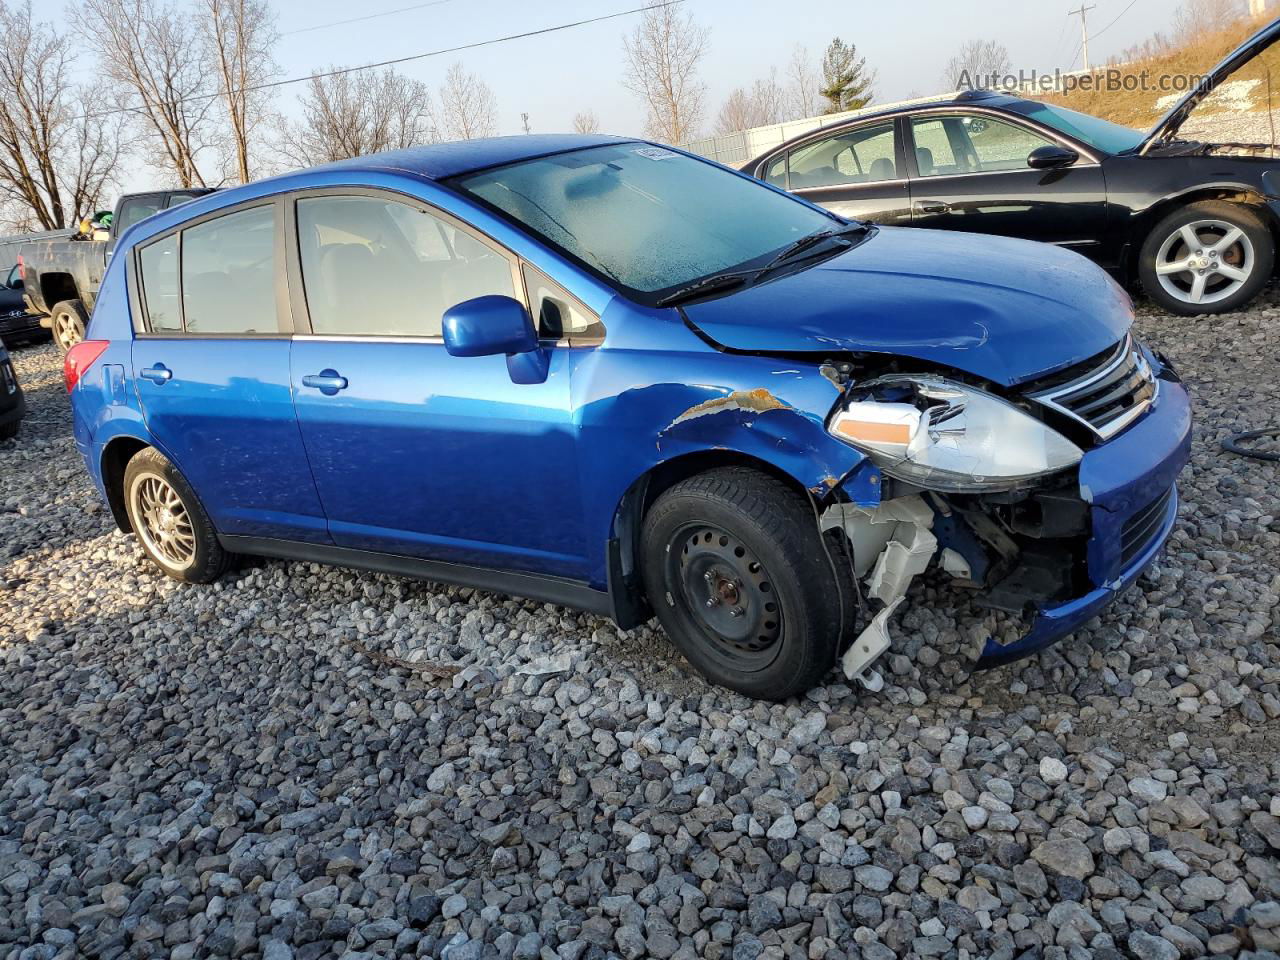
714, 74, 785, 135
74, 0, 217, 187
622, 4, 708, 144
0, 1, 121, 229
941, 39, 1012, 92
1173, 0, 1247, 43
785, 44, 820, 119
200, 0, 277, 184
572, 109, 601, 134
438, 62, 498, 141
280, 67, 438, 167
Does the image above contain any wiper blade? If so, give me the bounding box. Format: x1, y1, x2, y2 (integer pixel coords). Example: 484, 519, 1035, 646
761, 222, 869, 273
654, 271, 754, 307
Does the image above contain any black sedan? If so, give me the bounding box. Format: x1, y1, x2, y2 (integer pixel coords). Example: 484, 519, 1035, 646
744, 18, 1280, 316
0, 263, 48, 346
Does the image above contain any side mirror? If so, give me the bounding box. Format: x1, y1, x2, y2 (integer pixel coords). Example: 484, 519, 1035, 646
443, 295, 536, 357
1027, 144, 1079, 170
8, 278, 21, 291
442, 294, 548, 384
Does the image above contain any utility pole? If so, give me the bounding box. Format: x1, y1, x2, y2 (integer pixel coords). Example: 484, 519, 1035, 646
521, 112, 531, 134
1068, 3, 1097, 72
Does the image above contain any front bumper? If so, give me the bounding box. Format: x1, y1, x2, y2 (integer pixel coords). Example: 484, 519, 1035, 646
977, 372, 1192, 667
0, 311, 48, 345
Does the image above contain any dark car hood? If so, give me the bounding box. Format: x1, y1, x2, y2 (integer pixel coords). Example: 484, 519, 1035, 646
1141, 16, 1280, 151
681, 227, 1133, 387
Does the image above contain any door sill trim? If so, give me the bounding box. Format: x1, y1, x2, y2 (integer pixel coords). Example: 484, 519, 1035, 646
219, 535, 616, 619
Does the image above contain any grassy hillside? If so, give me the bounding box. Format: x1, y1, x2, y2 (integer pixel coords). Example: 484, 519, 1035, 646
1036, 14, 1280, 130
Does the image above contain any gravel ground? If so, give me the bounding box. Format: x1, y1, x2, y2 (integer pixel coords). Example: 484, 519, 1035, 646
1, 288, 1279, 960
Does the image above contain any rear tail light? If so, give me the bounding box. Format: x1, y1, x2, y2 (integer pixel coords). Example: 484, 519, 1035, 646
16, 254, 23, 282
64, 340, 109, 391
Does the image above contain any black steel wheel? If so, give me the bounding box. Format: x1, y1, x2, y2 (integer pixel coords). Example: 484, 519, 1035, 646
640, 467, 855, 700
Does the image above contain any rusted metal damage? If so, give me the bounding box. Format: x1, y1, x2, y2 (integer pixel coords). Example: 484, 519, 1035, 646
667, 388, 790, 427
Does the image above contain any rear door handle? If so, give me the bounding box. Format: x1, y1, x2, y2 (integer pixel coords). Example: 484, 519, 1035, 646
914, 200, 951, 215
301, 369, 348, 395
140, 364, 172, 384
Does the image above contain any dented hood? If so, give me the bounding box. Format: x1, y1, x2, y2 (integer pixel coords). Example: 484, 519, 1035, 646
1140, 16, 1280, 151
681, 227, 1133, 387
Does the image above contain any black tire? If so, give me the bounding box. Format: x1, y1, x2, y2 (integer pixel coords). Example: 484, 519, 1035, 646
640, 467, 855, 700
122, 447, 229, 583
49, 299, 89, 353
1138, 200, 1273, 316
0, 421, 17, 441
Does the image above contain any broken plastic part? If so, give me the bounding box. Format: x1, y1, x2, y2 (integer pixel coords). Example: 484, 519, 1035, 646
940, 547, 972, 580
820, 495, 936, 578
841, 597, 903, 690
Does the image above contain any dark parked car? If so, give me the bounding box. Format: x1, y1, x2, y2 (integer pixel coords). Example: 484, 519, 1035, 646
20, 189, 214, 352
65, 135, 1189, 699
745, 17, 1280, 316
0, 263, 47, 346
0, 340, 24, 440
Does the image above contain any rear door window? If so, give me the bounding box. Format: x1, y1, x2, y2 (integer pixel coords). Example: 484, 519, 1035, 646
139, 234, 181, 332
181, 206, 278, 334
786, 122, 898, 189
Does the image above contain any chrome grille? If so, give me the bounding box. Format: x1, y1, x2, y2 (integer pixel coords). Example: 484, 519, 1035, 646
1025, 335, 1158, 439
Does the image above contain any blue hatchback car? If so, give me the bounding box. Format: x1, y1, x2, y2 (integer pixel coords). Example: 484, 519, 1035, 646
65, 134, 1191, 699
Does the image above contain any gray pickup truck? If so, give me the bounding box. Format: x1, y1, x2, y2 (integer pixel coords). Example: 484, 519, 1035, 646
20, 189, 214, 351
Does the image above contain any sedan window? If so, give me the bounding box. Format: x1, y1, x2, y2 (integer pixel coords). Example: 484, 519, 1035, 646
911, 115, 1054, 177
787, 122, 898, 189
296, 195, 515, 338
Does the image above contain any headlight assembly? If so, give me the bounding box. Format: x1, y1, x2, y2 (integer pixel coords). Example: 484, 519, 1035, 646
828, 376, 1083, 492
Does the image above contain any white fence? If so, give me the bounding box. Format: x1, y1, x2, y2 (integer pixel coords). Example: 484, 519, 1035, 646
681, 93, 959, 169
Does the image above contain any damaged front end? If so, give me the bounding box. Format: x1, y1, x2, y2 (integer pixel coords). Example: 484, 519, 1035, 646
815, 336, 1188, 686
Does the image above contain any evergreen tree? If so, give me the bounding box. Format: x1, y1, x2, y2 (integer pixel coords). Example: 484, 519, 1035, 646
819, 37, 875, 114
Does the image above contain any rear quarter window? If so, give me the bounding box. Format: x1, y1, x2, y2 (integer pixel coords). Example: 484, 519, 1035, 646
139, 235, 181, 331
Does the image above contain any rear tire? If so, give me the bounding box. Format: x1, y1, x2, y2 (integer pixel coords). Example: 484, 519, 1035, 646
1138, 200, 1273, 316
49, 299, 88, 353
640, 467, 855, 700
123, 447, 229, 583
0, 421, 18, 440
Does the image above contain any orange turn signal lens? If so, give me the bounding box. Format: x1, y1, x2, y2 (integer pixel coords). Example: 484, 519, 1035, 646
833, 418, 914, 445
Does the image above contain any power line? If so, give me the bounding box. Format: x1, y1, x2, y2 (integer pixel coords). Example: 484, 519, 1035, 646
280, 0, 458, 37
1089, 0, 1141, 43
75, 0, 682, 122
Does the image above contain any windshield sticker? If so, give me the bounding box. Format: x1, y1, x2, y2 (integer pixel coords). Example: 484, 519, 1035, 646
635, 146, 678, 161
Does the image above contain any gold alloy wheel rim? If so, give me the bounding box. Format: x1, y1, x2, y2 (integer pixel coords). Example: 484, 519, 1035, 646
132, 473, 196, 568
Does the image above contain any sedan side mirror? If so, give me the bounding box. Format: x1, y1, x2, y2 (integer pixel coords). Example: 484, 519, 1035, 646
1027, 144, 1079, 170
442, 294, 548, 384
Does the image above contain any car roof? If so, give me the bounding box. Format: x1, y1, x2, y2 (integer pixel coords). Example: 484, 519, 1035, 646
315, 134, 634, 181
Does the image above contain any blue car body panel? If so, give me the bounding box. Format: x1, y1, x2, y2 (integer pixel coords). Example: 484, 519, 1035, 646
682, 228, 1135, 387
68, 137, 1193, 672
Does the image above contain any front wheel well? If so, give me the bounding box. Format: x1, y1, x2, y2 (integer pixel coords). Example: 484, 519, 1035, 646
607, 451, 827, 629
1128, 189, 1277, 277
100, 437, 150, 532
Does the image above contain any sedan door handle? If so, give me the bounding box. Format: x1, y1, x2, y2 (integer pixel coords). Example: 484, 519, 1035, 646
301, 369, 348, 395
140, 364, 172, 384
914, 200, 951, 215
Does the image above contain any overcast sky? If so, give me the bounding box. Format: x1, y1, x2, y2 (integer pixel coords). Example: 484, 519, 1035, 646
107, 0, 1202, 191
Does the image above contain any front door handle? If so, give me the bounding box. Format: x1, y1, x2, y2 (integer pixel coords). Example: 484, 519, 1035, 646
914, 200, 951, 215
301, 369, 348, 395
140, 364, 172, 384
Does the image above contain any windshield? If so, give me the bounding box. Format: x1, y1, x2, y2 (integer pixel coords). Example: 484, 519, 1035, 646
452, 143, 837, 302
1015, 102, 1144, 154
